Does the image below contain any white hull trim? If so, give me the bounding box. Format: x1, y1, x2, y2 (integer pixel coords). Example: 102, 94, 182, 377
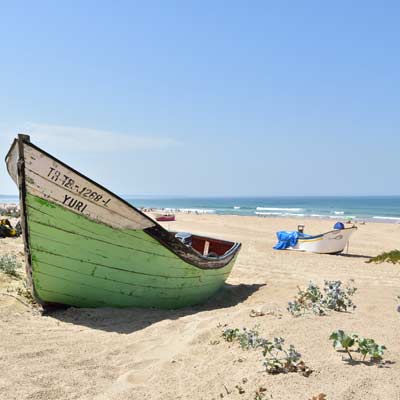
289, 227, 357, 254
6, 139, 155, 230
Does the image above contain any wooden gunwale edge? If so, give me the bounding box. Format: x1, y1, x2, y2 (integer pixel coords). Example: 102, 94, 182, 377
15, 134, 45, 304
299, 226, 358, 241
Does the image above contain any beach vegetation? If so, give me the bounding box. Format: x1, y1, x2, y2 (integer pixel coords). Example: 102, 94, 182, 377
329, 330, 386, 362
222, 326, 264, 349
367, 250, 400, 264
0, 253, 21, 278
261, 337, 311, 375
324, 280, 357, 312
288, 280, 357, 317
329, 330, 356, 360
221, 328, 240, 343
221, 326, 312, 376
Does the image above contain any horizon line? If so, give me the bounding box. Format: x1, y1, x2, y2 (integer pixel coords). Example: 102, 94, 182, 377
1, 193, 400, 198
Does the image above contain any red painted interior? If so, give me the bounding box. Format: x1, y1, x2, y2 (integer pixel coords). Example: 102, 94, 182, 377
191, 235, 233, 256
156, 215, 175, 222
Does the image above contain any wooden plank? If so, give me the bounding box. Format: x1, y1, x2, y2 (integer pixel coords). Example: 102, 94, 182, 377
24, 193, 234, 307
24, 144, 154, 230
203, 241, 210, 256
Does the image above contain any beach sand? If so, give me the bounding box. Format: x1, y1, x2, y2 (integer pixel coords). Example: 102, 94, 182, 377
0, 214, 399, 400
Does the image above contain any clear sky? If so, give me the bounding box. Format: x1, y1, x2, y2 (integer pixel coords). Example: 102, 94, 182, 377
1, 1, 399, 196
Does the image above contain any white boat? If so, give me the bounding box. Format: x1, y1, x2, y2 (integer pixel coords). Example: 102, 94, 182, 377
290, 227, 357, 254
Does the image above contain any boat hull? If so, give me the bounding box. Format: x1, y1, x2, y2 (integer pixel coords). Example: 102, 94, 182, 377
155, 215, 176, 222
291, 227, 357, 254
26, 194, 235, 308
6, 135, 241, 309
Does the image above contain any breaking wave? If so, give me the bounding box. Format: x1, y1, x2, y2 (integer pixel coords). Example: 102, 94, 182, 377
165, 208, 216, 214
255, 211, 304, 217
372, 216, 400, 221
256, 207, 303, 212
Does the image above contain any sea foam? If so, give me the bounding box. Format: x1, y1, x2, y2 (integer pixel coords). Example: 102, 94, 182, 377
372, 216, 400, 220
256, 207, 303, 212
165, 208, 216, 214
329, 215, 356, 219
255, 211, 304, 217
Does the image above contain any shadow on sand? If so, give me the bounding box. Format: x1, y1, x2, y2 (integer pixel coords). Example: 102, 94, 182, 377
338, 253, 373, 260
45, 283, 266, 334
344, 358, 395, 368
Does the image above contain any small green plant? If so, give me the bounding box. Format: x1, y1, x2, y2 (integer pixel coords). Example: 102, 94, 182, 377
288, 280, 357, 317
329, 330, 386, 362
0, 254, 21, 277
329, 330, 357, 360
261, 337, 311, 375
323, 280, 357, 312
357, 337, 386, 361
222, 328, 240, 342
222, 326, 264, 349
367, 250, 400, 264
221, 326, 312, 376
287, 282, 324, 316
237, 326, 264, 350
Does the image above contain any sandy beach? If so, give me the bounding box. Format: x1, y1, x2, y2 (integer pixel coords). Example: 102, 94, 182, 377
1, 214, 399, 400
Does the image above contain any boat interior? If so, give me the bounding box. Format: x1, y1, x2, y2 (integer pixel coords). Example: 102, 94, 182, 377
174, 232, 235, 258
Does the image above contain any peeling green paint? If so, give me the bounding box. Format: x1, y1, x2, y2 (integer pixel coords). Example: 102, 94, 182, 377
26, 193, 235, 308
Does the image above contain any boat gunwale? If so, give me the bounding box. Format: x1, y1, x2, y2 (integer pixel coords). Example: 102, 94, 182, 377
14, 134, 44, 304
298, 226, 357, 241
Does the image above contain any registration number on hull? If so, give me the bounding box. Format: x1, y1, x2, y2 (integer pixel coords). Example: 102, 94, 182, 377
47, 167, 111, 208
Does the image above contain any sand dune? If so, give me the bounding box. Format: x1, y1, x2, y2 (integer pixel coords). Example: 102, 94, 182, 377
0, 215, 399, 399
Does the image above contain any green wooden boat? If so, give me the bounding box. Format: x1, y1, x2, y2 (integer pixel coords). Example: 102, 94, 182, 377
5, 135, 241, 309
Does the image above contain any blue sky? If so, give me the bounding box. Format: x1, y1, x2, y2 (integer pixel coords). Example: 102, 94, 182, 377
1, 1, 399, 196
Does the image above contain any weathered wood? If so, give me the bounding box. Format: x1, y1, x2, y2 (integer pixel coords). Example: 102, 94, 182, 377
24, 144, 154, 230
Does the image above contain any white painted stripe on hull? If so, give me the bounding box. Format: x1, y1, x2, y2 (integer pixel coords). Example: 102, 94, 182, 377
21, 144, 155, 230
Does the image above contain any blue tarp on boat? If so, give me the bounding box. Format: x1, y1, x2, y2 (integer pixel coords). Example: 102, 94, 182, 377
273, 231, 300, 250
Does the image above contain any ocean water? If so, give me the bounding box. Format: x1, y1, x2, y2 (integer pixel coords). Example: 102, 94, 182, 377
2, 195, 400, 222
0, 195, 20, 204
124, 196, 400, 223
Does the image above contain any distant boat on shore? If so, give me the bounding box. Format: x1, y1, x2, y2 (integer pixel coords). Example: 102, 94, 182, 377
5, 134, 241, 309
154, 213, 176, 222
274, 225, 357, 254
292, 227, 357, 254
